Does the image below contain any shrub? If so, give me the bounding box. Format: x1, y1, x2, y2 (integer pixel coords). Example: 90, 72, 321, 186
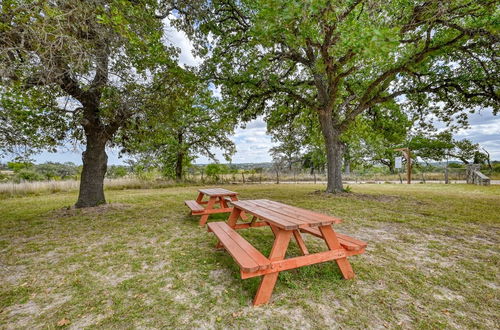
107, 165, 129, 178
14, 169, 45, 182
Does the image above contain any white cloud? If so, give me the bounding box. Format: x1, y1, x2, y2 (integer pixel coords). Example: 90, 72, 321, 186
455, 109, 500, 159
9, 20, 499, 165
162, 16, 202, 67
195, 117, 276, 164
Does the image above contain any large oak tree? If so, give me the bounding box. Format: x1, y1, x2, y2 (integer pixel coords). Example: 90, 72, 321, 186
0, 0, 176, 207
188, 0, 499, 192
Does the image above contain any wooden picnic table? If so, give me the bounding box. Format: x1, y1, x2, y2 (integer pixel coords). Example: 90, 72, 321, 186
184, 188, 240, 227
207, 199, 367, 306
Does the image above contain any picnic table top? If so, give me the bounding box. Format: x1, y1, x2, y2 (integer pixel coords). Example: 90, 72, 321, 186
231, 199, 342, 230
198, 188, 238, 197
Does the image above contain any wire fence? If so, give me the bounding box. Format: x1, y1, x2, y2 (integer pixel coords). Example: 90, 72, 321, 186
182, 167, 480, 184
1, 166, 497, 199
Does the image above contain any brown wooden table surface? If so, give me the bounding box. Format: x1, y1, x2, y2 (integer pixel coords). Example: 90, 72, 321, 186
231, 199, 341, 230
198, 188, 238, 197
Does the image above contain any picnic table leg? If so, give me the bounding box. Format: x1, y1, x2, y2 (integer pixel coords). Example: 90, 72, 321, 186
220, 196, 229, 209
199, 196, 217, 227
230, 195, 246, 220
196, 192, 204, 203
226, 208, 242, 228
319, 225, 354, 279
253, 228, 292, 306
293, 230, 309, 255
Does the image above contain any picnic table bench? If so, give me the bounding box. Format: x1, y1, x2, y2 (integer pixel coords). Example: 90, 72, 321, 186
185, 188, 240, 227
207, 199, 367, 305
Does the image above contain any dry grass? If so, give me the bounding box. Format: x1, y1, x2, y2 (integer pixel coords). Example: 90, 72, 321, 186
0, 184, 499, 329
0, 178, 181, 199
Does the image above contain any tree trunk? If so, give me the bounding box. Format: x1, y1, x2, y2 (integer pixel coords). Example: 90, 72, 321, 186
318, 110, 344, 193
344, 145, 350, 175
175, 132, 184, 180
344, 162, 350, 176
175, 152, 183, 180
75, 133, 108, 208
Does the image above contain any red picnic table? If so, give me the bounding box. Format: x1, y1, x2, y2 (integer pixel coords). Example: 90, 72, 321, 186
184, 188, 241, 227
207, 199, 367, 306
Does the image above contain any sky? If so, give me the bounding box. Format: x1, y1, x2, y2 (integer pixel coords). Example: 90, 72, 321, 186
3, 17, 499, 165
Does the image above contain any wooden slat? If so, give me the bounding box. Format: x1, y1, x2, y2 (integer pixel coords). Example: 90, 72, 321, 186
233, 222, 268, 230
300, 227, 367, 251
243, 200, 308, 228
184, 200, 204, 213
300, 227, 322, 238
254, 200, 316, 226
208, 222, 270, 272
241, 249, 347, 279
260, 199, 342, 225
199, 188, 238, 197
233, 200, 302, 230
232, 199, 341, 229
218, 223, 270, 269
233, 201, 297, 229
336, 233, 368, 249
293, 230, 309, 255
254, 199, 337, 227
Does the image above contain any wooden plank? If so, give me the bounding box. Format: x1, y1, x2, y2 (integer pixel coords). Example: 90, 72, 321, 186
255, 199, 335, 227
233, 200, 303, 230
227, 207, 242, 227
242, 249, 347, 279
245, 200, 315, 229
208, 222, 269, 272
260, 199, 342, 225
253, 228, 292, 305
218, 222, 270, 269
233, 222, 268, 230
300, 227, 367, 251
232, 201, 294, 229
336, 233, 367, 250
254, 200, 317, 226
204, 208, 234, 214
184, 200, 204, 213
293, 230, 309, 255
196, 192, 204, 203
319, 225, 354, 279
199, 188, 238, 196
243, 200, 306, 226
300, 227, 323, 238
199, 196, 217, 226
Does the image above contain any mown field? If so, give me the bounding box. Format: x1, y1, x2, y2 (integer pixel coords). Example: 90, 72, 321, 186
0, 184, 499, 329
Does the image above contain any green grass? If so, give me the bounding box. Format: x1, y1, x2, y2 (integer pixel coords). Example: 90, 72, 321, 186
0, 184, 499, 329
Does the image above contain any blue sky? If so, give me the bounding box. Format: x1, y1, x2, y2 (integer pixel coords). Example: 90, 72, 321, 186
8, 109, 499, 165
3, 17, 499, 165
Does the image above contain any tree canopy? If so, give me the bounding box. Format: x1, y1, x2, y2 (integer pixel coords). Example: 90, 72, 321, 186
188, 0, 499, 192
121, 68, 236, 180
0, 0, 498, 204
1, 0, 177, 206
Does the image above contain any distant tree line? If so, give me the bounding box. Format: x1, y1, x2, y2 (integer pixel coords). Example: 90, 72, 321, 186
0, 162, 130, 183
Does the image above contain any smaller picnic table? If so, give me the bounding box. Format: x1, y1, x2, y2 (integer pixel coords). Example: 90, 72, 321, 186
184, 188, 240, 227
207, 199, 367, 305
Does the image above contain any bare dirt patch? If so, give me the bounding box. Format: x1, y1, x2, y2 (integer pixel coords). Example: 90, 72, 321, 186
0, 264, 27, 285
3, 294, 72, 329
310, 190, 402, 203
53, 203, 131, 218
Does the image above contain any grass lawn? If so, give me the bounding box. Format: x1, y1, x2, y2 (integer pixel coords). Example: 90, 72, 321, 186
0, 184, 499, 329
